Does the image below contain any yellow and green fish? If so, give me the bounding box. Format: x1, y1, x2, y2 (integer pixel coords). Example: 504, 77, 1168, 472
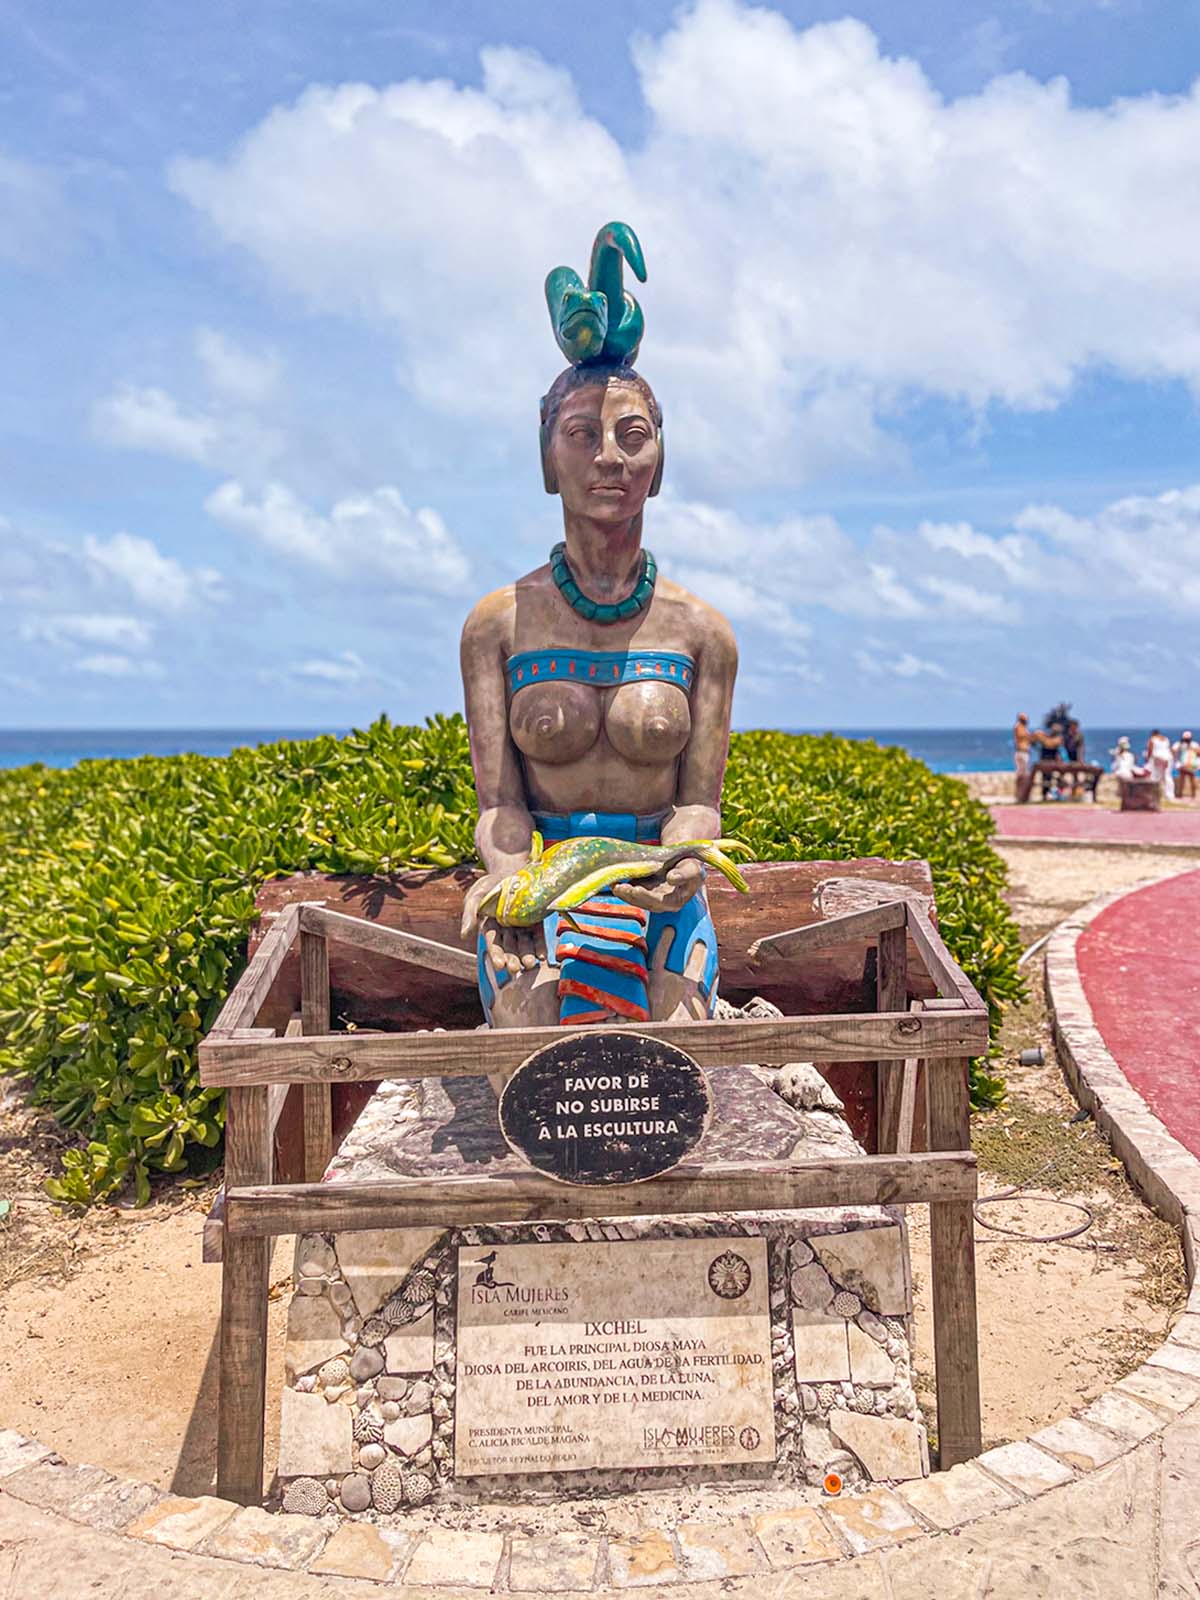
477, 833, 752, 928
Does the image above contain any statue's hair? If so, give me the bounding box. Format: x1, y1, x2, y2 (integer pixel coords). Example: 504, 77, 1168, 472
539, 362, 662, 433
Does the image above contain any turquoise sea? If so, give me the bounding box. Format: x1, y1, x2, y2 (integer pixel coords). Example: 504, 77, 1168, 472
0, 725, 1170, 774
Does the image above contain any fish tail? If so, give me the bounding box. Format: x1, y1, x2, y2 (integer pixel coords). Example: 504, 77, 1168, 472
678, 839, 751, 892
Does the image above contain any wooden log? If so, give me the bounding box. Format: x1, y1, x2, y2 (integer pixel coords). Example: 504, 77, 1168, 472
224, 1150, 977, 1237
875, 924, 909, 1154
299, 903, 476, 984
300, 931, 333, 1184
217, 1085, 272, 1504
905, 904, 983, 1011
748, 899, 907, 965
926, 1055, 982, 1466
202, 1190, 225, 1264
199, 1007, 990, 1087
209, 903, 302, 1037
270, 1016, 306, 1186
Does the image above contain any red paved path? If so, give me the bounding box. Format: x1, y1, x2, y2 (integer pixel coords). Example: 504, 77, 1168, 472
992, 805, 1200, 846
1076, 869, 1200, 1160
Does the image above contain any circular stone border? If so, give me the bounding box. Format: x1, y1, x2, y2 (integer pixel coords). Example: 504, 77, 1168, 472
3, 877, 1199, 1591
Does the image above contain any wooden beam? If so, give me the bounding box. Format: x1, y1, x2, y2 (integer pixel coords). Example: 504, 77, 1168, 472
209, 903, 302, 1037
905, 904, 983, 1011
926, 1054, 982, 1467
216, 1085, 272, 1504
748, 900, 908, 964
199, 1007, 990, 1087
298, 903, 476, 984
224, 1151, 977, 1237
300, 931, 333, 1184
875, 924, 909, 1155
202, 1190, 225, 1264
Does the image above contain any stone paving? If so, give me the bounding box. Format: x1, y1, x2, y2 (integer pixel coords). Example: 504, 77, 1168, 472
991, 804, 1200, 848
3, 874, 1200, 1596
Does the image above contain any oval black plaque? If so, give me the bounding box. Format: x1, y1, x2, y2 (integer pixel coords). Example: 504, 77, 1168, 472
498, 1030, 710, 1186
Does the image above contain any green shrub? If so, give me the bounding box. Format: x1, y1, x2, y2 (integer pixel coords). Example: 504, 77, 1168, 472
0, 718, 1018, 1204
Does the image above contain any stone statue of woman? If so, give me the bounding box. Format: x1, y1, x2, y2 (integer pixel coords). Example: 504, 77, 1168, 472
459, 224, 737, 1045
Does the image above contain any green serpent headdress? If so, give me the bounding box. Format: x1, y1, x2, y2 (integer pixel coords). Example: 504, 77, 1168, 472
544, 221, 646, 367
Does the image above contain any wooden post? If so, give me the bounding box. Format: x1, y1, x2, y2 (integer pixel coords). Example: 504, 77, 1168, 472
217, 1084, 272, 1503
875, 924, 908, 1153
300, 929, 333, 1183
926, 1054, 982, 1467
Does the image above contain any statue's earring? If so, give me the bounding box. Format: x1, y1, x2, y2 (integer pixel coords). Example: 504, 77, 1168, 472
648, 427, 664, 497
539, 418, 558, 495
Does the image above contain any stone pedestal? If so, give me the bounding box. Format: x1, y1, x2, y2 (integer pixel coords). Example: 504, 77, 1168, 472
1120, 777, 1161, 812
275, 1058, 926, 1517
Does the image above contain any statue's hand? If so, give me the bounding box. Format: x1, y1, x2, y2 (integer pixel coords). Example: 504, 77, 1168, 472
612, 858, 704, 915
461, 872, 546, 979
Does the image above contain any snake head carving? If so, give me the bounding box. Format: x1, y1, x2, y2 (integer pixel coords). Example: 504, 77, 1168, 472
545, 221, 647, 367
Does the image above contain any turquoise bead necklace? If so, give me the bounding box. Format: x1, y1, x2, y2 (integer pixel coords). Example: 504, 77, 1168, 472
549, 541, 657, 624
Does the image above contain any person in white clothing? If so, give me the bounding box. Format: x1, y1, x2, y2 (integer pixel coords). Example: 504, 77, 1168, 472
1146, 729, 1174, 799
1110, 735, 1136, 780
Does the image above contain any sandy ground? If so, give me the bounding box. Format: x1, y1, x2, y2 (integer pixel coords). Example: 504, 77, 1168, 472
0, 837, 1188, 1494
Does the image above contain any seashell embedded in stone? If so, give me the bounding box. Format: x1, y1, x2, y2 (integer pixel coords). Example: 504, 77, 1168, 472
401, 1269, 437, 1306
402, 1469, 434, 1506
317, 1357, 351, 1389
359, 1317, 389, 1347
371, 1458, 404, 1514
282, 1477, 328, 1516
353, 1410, 384, 1445
817, 1384, 837, 1409
832, 1290, 862, 1319
382, 1296, 420, 1327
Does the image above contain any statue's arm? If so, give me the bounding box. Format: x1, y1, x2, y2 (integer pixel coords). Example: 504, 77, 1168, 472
459, 595, 543, 971
460, 591, 533, 874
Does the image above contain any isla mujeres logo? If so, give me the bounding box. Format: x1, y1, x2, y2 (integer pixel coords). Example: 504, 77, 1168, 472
466, 1249, 571, 1310
472, 1250, 515, 1290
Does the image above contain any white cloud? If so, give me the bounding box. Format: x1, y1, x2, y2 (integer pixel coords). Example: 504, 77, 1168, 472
92, 384, 219, 464
195, 328, 281, 404
84, 531, 225, 612
23, 613, 154, 651
172, 1, 1200, 487
855, 646, 948, 680
205, 480, 471, 595
289, 650, 372, 686
74, 653, 164, 678
916, 574, 1017, 621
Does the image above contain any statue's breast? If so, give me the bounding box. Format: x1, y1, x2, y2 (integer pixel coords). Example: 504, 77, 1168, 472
603, 680, 691, 765
509, 682, 601, 764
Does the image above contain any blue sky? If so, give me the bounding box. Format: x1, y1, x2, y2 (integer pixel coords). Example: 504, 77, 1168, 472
3, 0, 1200, 731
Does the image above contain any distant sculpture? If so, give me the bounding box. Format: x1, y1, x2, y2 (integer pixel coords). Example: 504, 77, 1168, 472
459, 222, 738, 1052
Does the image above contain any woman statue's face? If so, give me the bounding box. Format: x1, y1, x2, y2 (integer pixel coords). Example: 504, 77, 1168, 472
549, 381, 660, 523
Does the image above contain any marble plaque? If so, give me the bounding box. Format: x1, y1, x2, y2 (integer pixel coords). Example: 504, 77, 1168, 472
454, 1238, 775, 1477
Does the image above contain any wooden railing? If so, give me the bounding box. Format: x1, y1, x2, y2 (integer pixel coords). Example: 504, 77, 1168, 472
199, 895, 989, 1504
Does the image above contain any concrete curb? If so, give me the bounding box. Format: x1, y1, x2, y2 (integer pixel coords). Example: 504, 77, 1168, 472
1045, 879, 1200, 1304
2, 880, 1199, 1589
